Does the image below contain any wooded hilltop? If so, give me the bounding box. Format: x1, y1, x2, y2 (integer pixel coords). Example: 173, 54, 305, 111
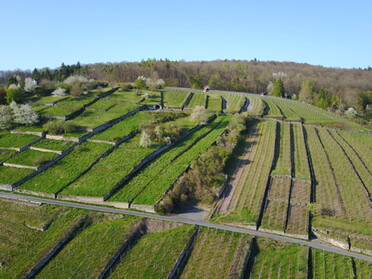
1, 59, 371, 122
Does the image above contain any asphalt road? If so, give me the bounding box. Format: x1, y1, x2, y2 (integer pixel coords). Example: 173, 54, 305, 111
1, 191, 371, 262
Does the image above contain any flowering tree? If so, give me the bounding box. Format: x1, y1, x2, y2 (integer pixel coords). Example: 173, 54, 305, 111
10, 102, 39, 125
52, 87, 67, 97
24, 77, 35, 93
190, 106, 208, 125
139, 131, 152, 147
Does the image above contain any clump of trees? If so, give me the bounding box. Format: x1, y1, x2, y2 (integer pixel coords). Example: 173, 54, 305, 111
0, 102, 39, 130
156, 113, 252, 214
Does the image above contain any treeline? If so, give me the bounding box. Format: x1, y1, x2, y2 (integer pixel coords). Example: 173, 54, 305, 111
1, 59, 371, 118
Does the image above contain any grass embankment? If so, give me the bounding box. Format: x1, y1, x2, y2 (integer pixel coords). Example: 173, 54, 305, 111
18, 142, 111, 194
0, 201, 86, 279
31, 139, 75, 151
0, 133, 39, 148
163, 90, 189, 108
35, 216, 141, 279
5, 149, 58, 167
110, 225, 194, 279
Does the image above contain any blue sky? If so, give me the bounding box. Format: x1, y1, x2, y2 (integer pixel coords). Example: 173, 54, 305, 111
1, 0, 371, 70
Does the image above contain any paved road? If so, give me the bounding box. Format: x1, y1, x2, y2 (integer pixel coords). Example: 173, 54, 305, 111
1, 191, 371, 262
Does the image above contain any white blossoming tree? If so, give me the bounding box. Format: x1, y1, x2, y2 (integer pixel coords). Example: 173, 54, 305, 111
190, 106, 208, 125
24, 77, 35, 93
52, 87, 67, 97
139, 131, 152, 148
10, 102, 39, 126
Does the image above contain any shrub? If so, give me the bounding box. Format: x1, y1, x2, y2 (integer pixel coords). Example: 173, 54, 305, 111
190, 106, 208, 125
44, 121, 77, 135
0, 105, 13, 130
6, 88, 25, 103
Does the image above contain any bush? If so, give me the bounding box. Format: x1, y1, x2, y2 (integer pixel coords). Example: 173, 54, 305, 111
6, 88, 25, 103
44, 121, 77, 135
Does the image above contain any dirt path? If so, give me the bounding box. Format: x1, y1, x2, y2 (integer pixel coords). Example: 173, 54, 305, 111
217, 134, 255, 215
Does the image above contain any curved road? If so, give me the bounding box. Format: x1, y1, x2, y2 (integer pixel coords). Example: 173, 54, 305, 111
1, 191, 371, 262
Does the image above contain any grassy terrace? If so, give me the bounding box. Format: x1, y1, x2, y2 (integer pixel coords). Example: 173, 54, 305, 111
133, 115, 231, 205
31, 139, 75, 151
307, 126, 372, 239
110, 116, 225, 203
218, 120, 277, 224
31, 96, 69, 105
181, 228, 252, 279
329, 130, 372, 194
270, 98, 301, 121
35, 216, 140, 279
219, 92, 246, 113
5, 149, 58, 167
110, 225, 194, 279
185, 91, 206, 109
0, 149, 16, 161
37, 105, 82, 117
249, 238, 308, 279
0, 133, 39, 148
246, 95, 265, 116
163, 90, 189, 108
61, 138, 157, 197
272, 122, 291, 175
262, 98, 282, 118
18, 142, 111, 194
0, 201, 86, 279
57, 96, 95, 107
0, 166, 34, 185
347, 131, 372, 148
68, 103, 139, 128
292, 123, 311, 180
140, 91, 161, 105
105, 90, 144, 104
311, 249, 355, 279
89, 112, 145, 142
206, 94, 222, 111
261, 176, 291, 231
316, 128, 371, 226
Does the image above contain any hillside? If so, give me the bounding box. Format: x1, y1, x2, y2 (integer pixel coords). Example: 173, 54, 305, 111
0, 86, 371, 278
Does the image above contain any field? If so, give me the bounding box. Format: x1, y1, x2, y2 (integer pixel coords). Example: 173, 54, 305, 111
5, 149, 58, 167
17, 142, 112, 194
0, 200, 86, 279
110, 225, 194, 278
0, 133, 39, 148
206, 94, 222, 111
181, 228, 252, 279
219, 92, 246, 113
185, 91, 206, 109
68, 103, 139, 128
248, 238, 308, 278
215, 120, 277, 225
31, 139, 75, 151
163, 90, 190, 108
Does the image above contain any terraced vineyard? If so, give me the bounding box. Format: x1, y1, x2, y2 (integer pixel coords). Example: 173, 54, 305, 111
1, 86, 371, 277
